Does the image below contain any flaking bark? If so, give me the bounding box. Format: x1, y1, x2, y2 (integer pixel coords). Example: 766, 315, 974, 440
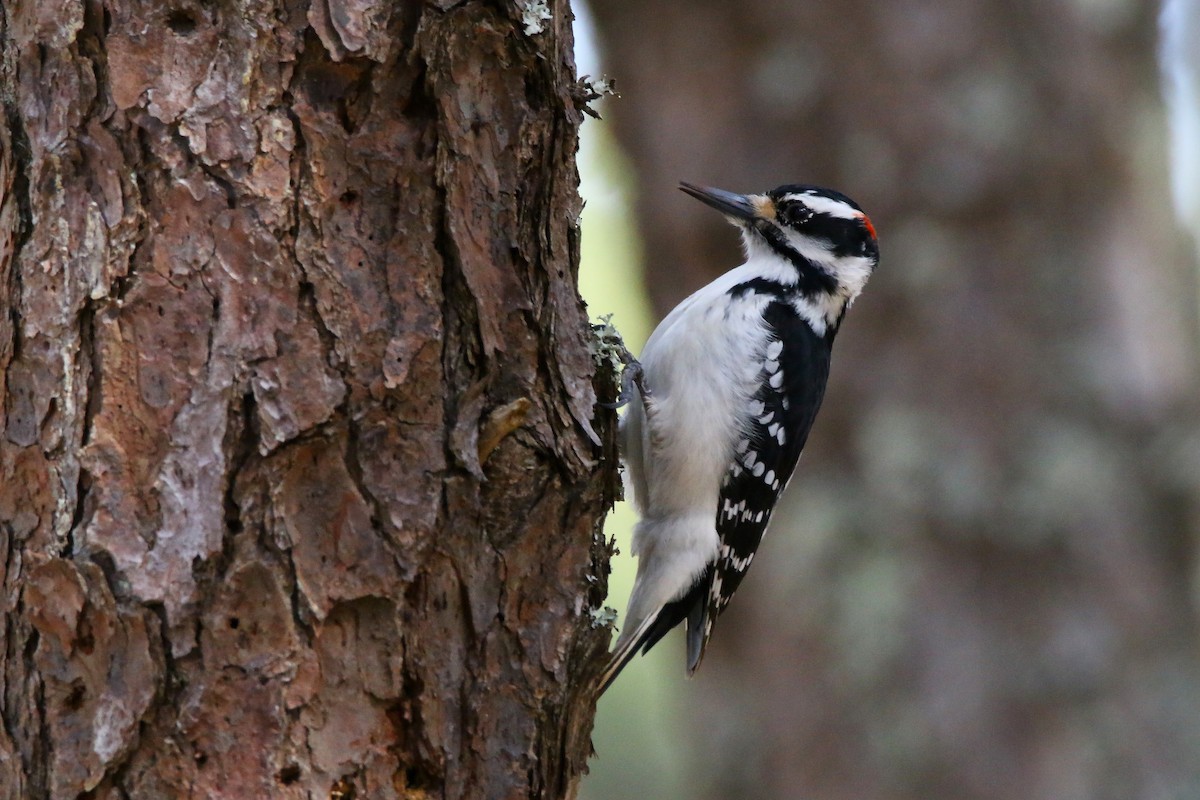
0, 2, 615, 798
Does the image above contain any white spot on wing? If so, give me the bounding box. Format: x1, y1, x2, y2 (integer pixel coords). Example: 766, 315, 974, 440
729, 552, 754, 571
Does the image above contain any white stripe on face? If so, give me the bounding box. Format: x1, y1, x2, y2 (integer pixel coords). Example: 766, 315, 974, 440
782, 192, 860, 220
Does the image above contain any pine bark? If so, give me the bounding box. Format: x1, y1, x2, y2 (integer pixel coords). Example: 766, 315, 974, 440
591, 2, 1200, 799
0, 2, 613, 798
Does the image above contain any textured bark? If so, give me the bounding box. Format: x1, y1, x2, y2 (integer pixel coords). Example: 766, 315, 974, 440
0, 2, 614, 799
591, 2, 1200, 799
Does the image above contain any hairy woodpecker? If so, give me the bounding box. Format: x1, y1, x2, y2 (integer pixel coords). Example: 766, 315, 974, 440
599, 182, 879, 693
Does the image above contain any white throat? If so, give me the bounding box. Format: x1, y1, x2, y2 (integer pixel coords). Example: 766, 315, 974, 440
739, 233, 872, 337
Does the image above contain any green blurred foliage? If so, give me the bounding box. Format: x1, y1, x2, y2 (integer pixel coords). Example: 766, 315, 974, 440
577, 119, 690, 800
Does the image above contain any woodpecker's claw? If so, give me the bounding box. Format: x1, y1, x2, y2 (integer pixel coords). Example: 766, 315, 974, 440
599, 358, 649, 409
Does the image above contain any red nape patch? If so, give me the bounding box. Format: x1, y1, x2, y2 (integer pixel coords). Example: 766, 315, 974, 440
858, 213, 877, 241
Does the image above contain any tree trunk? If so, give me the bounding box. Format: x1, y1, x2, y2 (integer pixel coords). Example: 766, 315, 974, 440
0, 2, 613, 798
591, 2, 1200, 799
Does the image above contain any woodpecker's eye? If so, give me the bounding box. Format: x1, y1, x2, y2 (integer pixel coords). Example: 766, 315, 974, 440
779, 202, 813, 228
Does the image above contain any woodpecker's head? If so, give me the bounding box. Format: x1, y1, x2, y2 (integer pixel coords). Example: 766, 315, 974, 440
680, 182, 879, 306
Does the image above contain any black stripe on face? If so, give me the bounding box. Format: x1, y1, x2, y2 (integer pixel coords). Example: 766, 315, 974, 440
755, 224, 839, 295
774, 194, 877, 261
801, 213, 877, 259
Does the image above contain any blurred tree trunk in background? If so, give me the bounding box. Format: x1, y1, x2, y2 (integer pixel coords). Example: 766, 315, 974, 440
0, 2, 613, 798
592, 2, 1200, 799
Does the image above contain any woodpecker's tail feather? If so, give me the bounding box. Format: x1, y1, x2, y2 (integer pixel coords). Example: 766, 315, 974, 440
596, 571, 713, 695
596, 613, 659, 695
684, 594, 709, 676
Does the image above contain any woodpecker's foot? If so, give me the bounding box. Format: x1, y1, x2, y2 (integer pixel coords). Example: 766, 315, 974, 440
599, 357, 648, 409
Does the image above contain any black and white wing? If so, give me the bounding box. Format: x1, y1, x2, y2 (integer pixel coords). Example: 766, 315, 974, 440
688, 299, 832, 672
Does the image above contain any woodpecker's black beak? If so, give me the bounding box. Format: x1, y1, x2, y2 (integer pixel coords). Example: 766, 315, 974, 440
679, 183, 759, 222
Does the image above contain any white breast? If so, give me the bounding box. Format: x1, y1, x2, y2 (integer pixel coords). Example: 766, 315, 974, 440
622, 264, 773, 519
